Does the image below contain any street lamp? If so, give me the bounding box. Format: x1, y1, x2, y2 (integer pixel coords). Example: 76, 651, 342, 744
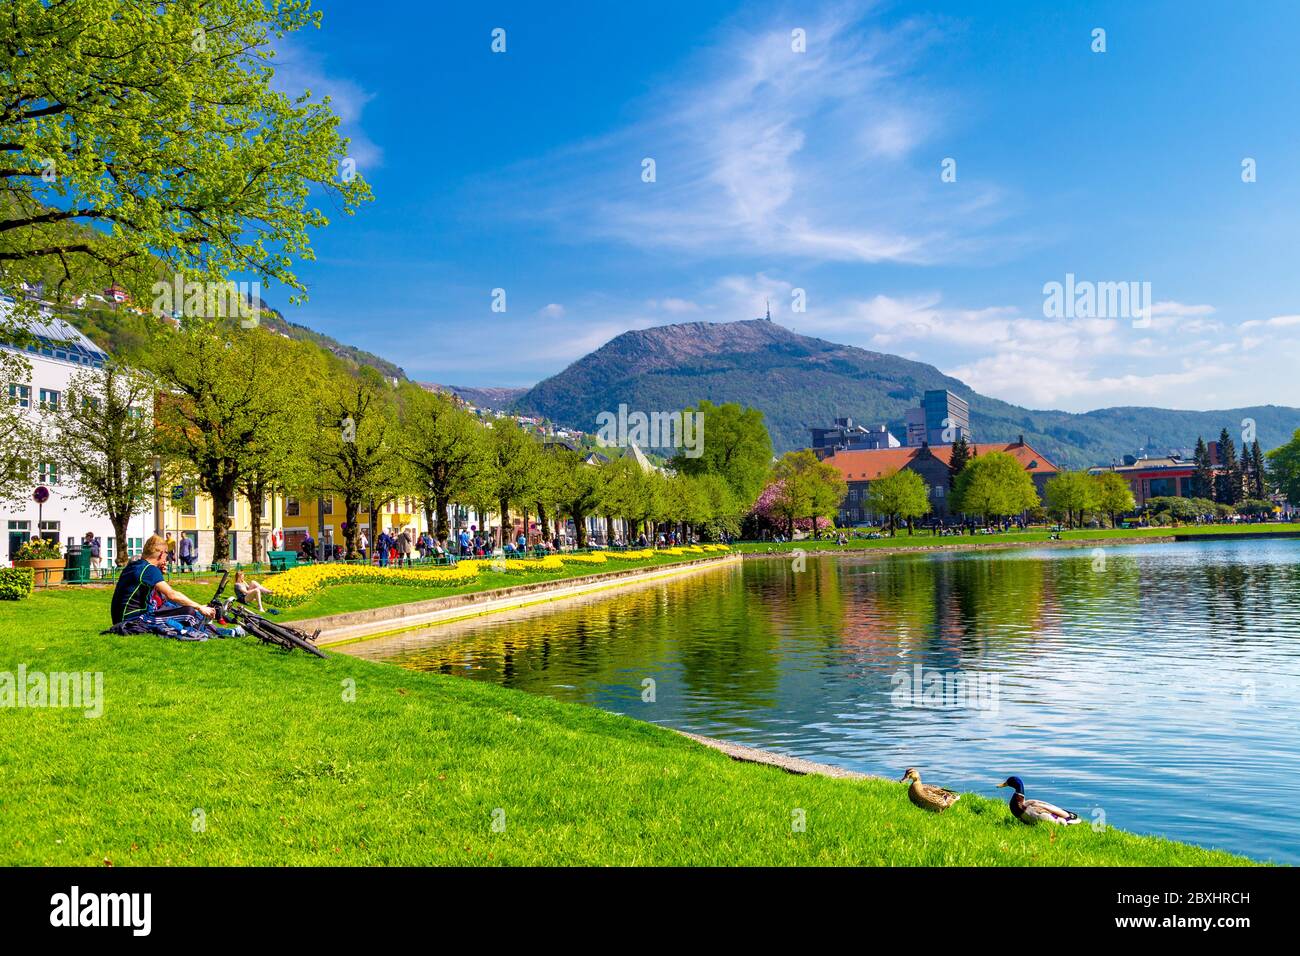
151, 456, 162, 537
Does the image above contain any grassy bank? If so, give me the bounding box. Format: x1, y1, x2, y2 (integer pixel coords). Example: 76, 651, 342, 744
0, 589, 1252, 865
733, 523, 1300, 555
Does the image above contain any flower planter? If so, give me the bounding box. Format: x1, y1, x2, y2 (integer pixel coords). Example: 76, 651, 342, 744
13, 558, 64, 586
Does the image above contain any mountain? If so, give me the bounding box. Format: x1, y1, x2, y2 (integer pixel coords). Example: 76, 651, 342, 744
60, 299, 409, 383
512, 319, 1300, 469
421, 383, 527, 410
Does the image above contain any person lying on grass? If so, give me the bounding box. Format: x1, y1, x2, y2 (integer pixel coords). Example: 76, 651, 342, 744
107, 535, 217, 639
234, 570, 278, 614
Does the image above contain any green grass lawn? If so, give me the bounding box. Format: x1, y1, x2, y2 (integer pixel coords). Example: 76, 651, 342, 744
161, 550, 728, 622
0, 589, 1253, 865
733, 523, 1300, 554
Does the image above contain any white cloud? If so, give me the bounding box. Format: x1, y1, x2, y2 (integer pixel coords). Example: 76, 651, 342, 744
537, 303, 566, 319
489, 7, 1006, 266
272, 40, 383, 171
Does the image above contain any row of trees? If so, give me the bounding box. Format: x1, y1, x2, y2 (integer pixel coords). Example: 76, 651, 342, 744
1043, 470, 1136, 528
1193, 430, 1268, 505
7, 319, 778, 564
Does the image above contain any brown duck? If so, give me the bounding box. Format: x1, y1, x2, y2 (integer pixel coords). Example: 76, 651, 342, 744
901, 767, 960, 812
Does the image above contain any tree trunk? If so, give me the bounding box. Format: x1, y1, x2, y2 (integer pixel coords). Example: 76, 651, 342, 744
538, 502, 551, 542
575, 511, 588, 548
344, 499, 359, 558
209, 477, 237, 564
248, 480, 265, 563
499, 497, 511, 547
606, 515, 615, 544
112, 514, 130, 567
434, 494, 450, 542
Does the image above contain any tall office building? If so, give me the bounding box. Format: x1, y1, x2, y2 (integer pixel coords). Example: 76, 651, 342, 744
921, 389, 970, 446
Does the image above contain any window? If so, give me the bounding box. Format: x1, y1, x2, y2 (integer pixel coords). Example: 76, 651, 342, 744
321, 497, 334, 516
8, 383, 30, 408
180, 493, 196, 517
81, 395, 101, 412
106, 537, 115, 562
38, 520, 60, 541
39, 461, 59, 484
127, 537, 143, 558
39, 388, 59, 411
286, 497, 300, 517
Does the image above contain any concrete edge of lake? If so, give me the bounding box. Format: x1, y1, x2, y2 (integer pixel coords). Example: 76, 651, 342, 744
304, 553, 742, 647
675, 730, 880, 780
739, 534, 1179, 560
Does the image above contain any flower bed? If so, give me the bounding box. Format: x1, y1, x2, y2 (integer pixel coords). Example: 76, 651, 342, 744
266, 561, 481, 607
606, 549, 656, 560
556, 552, 608, 565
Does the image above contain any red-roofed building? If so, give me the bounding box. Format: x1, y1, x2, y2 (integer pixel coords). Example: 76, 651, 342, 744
823, 437, 1059, 524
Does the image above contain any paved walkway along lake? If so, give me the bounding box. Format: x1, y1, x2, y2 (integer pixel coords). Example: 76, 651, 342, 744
349, 538, 1300, 863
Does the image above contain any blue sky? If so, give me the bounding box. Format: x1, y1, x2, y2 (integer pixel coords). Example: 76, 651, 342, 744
270, 0, 1300, 412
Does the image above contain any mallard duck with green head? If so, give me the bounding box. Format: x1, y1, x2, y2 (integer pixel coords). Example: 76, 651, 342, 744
900, 768, 960, 812
998, 776, 1081, 826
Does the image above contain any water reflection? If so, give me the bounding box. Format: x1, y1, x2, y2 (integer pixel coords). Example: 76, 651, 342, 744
353, 540, 1300, 862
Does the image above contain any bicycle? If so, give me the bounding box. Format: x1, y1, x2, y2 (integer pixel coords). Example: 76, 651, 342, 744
208, 571, 326, 658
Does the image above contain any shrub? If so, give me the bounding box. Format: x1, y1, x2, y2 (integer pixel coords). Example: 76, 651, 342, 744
0, 567, 35, 600
13, 537, 61, 561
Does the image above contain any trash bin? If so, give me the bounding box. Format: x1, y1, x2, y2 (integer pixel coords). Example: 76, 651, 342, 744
63, 543, 91, 584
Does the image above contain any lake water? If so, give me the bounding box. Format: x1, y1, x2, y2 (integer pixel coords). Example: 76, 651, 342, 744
352, 540, 1300, 863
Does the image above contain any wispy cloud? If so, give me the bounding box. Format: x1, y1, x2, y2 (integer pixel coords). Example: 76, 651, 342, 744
485, 5, 1008, 266
271, 39, 383, 172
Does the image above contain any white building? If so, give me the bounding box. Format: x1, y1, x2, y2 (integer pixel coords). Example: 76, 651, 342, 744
2, 311, 151, 564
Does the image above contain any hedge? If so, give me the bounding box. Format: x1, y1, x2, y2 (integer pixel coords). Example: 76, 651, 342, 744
0, 567, 35, 601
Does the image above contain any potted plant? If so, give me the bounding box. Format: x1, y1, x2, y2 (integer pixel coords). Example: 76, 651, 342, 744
12, 537, 64, 585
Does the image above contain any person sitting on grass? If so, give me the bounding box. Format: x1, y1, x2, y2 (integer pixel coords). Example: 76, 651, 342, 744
106, 534, 218, 640
233, 570, 278, 614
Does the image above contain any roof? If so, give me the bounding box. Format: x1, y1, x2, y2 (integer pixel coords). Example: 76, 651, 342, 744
1089, 458, 1196, 475
824, 441, 1058, 482
0, 301, 109, 367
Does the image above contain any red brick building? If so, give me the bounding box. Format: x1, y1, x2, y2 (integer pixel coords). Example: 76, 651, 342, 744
823, 438, 1059, 524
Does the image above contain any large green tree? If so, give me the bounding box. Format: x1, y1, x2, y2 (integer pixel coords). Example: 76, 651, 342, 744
1249, 439, 1268, 499
950, 451, 1040, 525
1094, 471, 1136, 528
48, 364, 155, 565
865, 468, 931, 536
551, 449, 603, 548
769, 449, 847, 538
1192, 436, 1215, 499
0, 0, 369, 307
1267, 429, 1300, 507
395, 387, 490, 544
1044, 470, 1098, 529
304, 365, 402, 559
487, 417, 542, 546
670, 401, 773, 507
0, 349, 40, 503
1216, 428, 1240, 504
141, 320, 304, 562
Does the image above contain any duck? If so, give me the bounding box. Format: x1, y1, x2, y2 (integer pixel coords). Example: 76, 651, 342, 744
998, 776, 1081, 826
900, 768, 960, 812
